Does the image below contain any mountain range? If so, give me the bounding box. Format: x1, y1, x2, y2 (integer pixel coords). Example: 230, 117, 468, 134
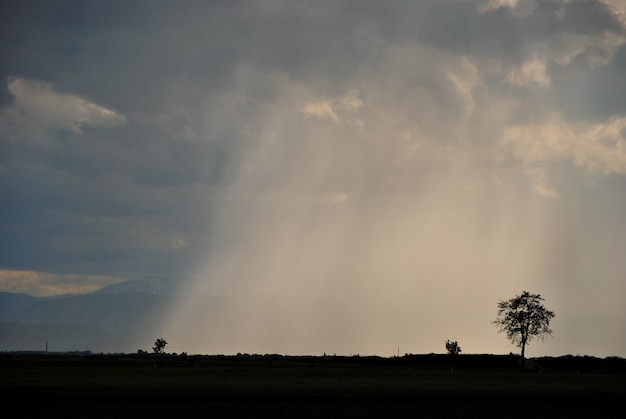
0, 277, 189, 353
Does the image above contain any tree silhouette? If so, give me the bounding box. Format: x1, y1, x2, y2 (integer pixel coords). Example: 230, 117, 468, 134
445, 340, 461, 356
153, 338, 167, 354
445, 340, 461, 372
493, 291, 554, 371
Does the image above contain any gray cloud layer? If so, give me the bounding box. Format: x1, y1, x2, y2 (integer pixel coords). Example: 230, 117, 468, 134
1, 0, 625, 356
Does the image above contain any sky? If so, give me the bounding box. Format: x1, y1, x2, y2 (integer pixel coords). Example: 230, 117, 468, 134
1, 0, 626, 357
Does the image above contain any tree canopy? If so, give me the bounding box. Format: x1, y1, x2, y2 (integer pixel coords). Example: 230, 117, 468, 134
445, 340, 461, 356
153, 338, 168, 354
493, 291, 555, 370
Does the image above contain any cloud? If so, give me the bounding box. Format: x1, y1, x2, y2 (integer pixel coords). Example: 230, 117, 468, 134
604, 0, 626, 26
340, 90, 364, 112
446, 57, 482, 117
477, 0, 519, 14
301, 90, 364, 127
502, 114, 626, 173
539, 1, 626, 67
549, 30, 626, 67
501, 114, 626, 197
524, 166, 560, 198
301, 101, 339, 122
0, 270, 123, 296
506, 57, 551, 87
2, 77, 126, 136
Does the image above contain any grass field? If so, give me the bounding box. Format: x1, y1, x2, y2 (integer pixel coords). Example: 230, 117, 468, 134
2, 354, 624, 418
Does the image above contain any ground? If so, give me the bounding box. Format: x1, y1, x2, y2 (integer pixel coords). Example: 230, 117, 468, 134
2, 353, 623, 418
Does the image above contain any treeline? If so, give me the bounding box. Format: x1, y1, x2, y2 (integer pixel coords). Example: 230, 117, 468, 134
4, 350, 626, 372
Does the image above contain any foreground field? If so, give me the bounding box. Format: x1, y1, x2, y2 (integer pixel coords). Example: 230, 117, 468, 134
2, 354, 623, 418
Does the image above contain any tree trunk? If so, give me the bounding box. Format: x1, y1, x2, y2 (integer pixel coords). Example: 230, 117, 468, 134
520, 342, 526, 372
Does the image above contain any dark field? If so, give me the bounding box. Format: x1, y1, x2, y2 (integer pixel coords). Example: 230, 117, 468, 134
2, 354, 624, 418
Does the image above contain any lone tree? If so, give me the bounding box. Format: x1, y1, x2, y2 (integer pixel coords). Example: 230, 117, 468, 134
493, 291, 555, 371
445, 340, 461, 371
153, 338, 167, 354
445, 340, 461, 356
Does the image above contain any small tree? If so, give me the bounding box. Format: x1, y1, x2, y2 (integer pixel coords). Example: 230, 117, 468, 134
445, 340, 461, 371
153, 338, 167, 354
445, 340, 461, 356
493, 291, 555, 371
